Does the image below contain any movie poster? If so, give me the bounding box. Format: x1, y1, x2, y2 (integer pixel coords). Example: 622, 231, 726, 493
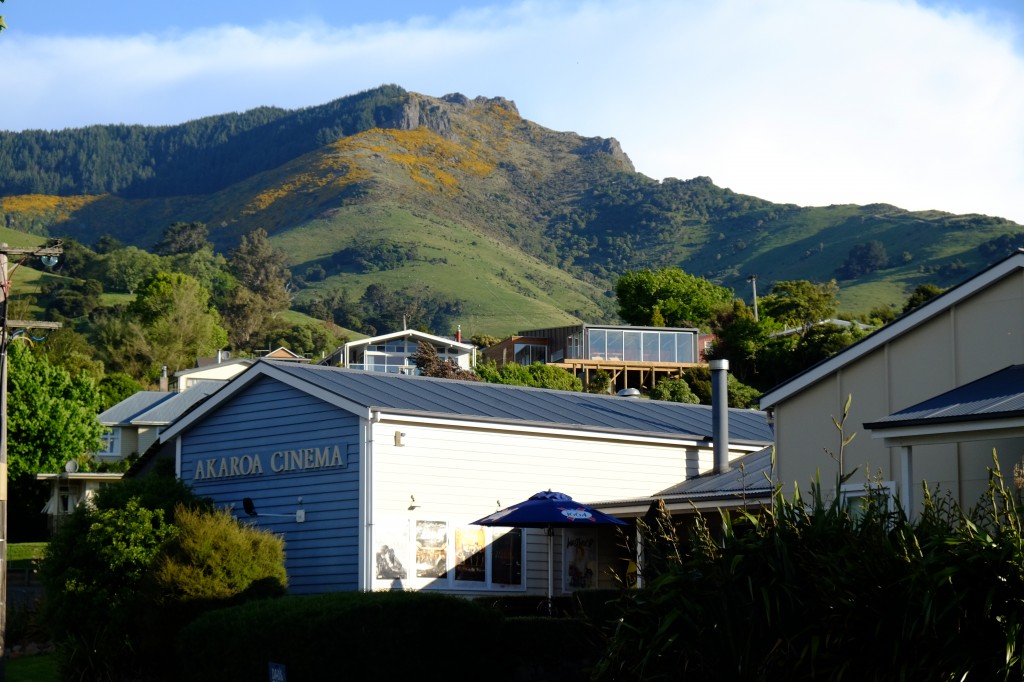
415, 520, 448, 579
564, 528, 597, 590
454, 526, 486, 582
374, 519, 410, 585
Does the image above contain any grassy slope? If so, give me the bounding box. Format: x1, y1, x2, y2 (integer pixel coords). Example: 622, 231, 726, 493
277, 203, 608, 337
1, 94, 1021, 324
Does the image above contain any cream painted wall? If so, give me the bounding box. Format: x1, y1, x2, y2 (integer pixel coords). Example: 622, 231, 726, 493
773, 269, 1024, 512
366, 417, 743, 595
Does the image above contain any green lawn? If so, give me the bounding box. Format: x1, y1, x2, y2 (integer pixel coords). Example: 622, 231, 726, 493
7, 654, 58, 681
9, 542, 45, 571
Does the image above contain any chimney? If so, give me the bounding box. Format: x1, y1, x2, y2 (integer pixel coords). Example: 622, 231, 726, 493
710, 359, 729, 474
456, 325, 462, 343
159, 365, 169, 392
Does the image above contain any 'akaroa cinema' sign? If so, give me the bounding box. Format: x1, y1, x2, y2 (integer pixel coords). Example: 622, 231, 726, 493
192, 444, 347, 481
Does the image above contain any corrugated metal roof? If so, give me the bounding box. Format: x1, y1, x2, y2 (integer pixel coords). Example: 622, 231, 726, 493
99, 391, 174, 426
865, 364, 1024, 429
131, 382, 222, 425
263, 361, 774, 443
657, 446, 774, 497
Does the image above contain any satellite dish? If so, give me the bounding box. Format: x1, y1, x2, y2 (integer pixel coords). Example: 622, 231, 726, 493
64, 460, 79, 473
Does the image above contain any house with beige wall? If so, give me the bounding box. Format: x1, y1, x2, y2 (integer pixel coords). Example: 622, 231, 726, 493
760, 250, 1024, 515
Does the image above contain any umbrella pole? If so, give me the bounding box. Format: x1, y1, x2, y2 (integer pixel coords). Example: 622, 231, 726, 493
546, 526, 553, 615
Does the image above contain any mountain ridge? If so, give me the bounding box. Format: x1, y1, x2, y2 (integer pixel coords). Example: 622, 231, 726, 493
1, 84, 1020, 336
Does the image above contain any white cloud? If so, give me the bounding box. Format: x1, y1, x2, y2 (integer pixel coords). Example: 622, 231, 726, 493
1, 0, 1022, 222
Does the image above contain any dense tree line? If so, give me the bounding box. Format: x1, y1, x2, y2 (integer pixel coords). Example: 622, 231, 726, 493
0, 85, 408, 198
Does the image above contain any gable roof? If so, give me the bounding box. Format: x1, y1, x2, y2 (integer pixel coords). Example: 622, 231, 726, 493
344, 329, 475, 352
262, 347, 309, 362
99, 391, 174, 426
161, 360, 774, 445
760, 249, 1024, 410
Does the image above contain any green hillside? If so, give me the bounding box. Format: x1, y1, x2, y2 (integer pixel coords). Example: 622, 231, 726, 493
0, 85, 1020, 333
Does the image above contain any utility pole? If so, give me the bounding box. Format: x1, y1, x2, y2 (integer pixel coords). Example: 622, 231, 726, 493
0, 241, 62, 679
748, 274, 759, 322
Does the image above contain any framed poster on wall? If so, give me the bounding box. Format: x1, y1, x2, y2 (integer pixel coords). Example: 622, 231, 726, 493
564, 528, 597, 590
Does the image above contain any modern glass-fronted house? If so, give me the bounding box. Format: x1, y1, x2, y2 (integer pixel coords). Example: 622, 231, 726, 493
342, 330, 476, 375
521, 324, 699, 364
480, 325, 701, 393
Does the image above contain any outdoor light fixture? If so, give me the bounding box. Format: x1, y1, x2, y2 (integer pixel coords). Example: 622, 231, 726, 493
394, 431, 406, 447
241, 497, 306, 523
408, 494, 420, 510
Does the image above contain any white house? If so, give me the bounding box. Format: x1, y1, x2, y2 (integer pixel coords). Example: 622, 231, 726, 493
158, 361, 773, 596
337, 329, 476, 375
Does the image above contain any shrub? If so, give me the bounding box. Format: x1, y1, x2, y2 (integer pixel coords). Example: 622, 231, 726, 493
41, 476, 285, 681
177, 591, 507, 681
593, 461, 1024, 681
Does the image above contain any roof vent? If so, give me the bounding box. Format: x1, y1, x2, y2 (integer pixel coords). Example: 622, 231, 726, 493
617, 388, 641, 398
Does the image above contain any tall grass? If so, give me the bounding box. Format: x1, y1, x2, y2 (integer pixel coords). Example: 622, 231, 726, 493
595, 454, 1024, 681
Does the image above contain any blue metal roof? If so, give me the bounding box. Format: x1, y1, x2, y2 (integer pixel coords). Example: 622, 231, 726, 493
262, 361, 774, 444
131, 383, 222, 425
99, 391, 174, 426
864, 364, 1024, 429
100, 384, 222, 427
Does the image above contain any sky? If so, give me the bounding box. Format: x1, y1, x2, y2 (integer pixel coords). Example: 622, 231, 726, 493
1, 0, 1023, 223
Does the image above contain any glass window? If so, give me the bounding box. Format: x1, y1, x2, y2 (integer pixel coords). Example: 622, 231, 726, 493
676, 334, 695, 363
98, 428, 119, 456
588, 329, 606, 359
660, 333, 676, 363
606, 330, 624, 361
491, 528, 523, 586
514, 344, 547, 365
623, 331, 641, 361
643, 332, 659, 362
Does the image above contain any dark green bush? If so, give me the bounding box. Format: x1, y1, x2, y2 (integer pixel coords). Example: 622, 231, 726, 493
41, 476, 285, 681
177, 591, 508, 681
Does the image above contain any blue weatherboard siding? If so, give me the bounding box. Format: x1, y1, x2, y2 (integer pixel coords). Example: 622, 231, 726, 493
179, 375, 362, 594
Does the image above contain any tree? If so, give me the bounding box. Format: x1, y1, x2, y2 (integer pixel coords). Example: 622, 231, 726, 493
6, 341, 104, 480
228, 228, 290, 313
128, 271, 229, 376
105, 246, 163, 294
411, 342, 478, 381
153, 221, 211, 256
706, 299, 773, 386
616, 268, 733, 328
903, 283, 944, 313
97, 372, 144, 411
839, 240, 889, 278
759, 280, 839, 330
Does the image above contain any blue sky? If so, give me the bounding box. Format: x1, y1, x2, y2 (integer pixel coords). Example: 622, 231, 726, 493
2, 0, 1022, 223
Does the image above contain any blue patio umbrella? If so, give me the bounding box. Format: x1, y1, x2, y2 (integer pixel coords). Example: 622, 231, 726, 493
472, 491, 628, 611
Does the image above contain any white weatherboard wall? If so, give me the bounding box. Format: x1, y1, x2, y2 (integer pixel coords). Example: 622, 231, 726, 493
366, 415, 725, 594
